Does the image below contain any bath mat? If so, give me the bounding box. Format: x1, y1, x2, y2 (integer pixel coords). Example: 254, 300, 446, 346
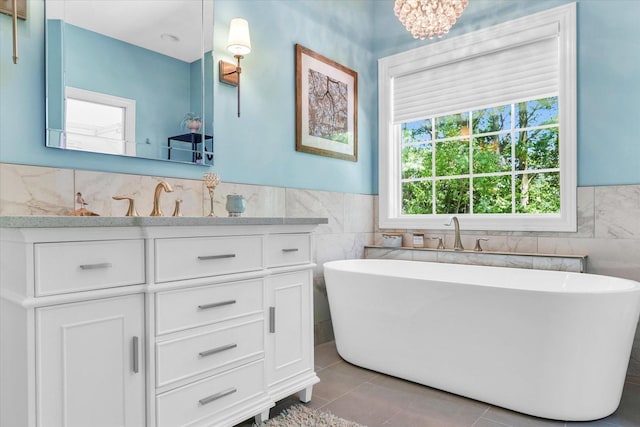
256, 404, 367, 427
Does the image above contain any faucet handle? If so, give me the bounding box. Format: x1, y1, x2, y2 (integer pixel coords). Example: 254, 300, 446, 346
172, 199, 183, 217
112, 196, 139, 217
474, 238, 489, 252
428, 236, 445, 250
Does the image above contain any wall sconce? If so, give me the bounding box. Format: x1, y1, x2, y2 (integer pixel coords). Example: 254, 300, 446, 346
219, 18, 251, 117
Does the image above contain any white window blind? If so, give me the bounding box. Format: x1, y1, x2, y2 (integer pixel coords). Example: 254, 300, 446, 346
393, 24, 560, 124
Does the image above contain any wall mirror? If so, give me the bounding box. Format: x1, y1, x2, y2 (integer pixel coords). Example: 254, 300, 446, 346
45, 0, 215, 165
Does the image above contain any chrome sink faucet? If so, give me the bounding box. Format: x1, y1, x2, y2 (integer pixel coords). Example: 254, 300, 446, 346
445, 216, 464, 251
150, 181, 174, 216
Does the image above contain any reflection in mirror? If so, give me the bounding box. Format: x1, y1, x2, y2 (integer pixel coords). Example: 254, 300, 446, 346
45, 0, 214, 165
65, 87, 136, 156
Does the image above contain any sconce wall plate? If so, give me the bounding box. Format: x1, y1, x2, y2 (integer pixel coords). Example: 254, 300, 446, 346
219, 60, 239, 87
0, 0, 27, 19
1, 0, 27, 64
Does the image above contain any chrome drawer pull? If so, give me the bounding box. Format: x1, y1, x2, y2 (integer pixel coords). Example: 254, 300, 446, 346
198, 343, 237, 358
79, 262, 113, 270
269, 306, 276, 333
198, 300, 236, 310
198, 387, 237, 406
282, 248, 299, 253
197, 254, 236, 261
132, 336, 139, 374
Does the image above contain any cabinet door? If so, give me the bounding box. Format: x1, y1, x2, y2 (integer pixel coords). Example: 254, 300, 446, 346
36, 295, 145, 427
265, 271, 313, 386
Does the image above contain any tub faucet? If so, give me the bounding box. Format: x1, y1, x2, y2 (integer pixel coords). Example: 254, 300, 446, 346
445, 216, 464, 251
150, 181, 174, 216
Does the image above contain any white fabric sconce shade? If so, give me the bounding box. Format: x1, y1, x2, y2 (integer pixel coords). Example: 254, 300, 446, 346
219, 18, 251, 117
227, 18, 251, 56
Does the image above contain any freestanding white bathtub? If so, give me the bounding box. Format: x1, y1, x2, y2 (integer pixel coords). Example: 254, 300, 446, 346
323, 259, 640, 421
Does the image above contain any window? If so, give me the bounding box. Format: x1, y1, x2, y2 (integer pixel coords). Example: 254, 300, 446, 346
64, 87, 136, 156
379, 3, 576, 231
402, 97, 559, 215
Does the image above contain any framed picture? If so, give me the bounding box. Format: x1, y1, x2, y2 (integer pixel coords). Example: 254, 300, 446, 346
295, 44, 358, 162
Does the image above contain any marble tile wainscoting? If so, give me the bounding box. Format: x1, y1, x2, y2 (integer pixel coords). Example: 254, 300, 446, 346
1, 162, 639, 375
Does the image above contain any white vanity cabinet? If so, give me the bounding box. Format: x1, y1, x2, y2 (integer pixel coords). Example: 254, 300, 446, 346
265, 270, 315, 401
0, 227, 148, 427
264, 233, 316, 402
0, 218, 323, 427
36, 294, 146, 427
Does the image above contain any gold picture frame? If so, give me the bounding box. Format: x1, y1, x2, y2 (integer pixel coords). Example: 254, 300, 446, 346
295, 44, 358, 162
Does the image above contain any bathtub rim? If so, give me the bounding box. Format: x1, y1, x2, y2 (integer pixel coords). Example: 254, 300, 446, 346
323, 258, 640, 295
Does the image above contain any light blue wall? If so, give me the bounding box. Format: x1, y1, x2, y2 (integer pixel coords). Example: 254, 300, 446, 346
212, 0, 377, 193
373, 0, 640, 186
0, 0, 377, 194
0, 1, 638, 195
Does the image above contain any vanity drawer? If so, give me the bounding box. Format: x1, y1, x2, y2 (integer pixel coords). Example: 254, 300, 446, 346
155, 279, 263, 335
265, 233, 311, 267
34, 239, 145, 296
155, 235, 263, 283
156, 359, 264, 427
156, 319, 264, 388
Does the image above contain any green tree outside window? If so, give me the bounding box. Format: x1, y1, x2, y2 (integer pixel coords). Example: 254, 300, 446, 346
400, 97, 559, 215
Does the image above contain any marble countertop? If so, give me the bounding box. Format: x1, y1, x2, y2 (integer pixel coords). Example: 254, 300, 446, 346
0, 216, 329, 228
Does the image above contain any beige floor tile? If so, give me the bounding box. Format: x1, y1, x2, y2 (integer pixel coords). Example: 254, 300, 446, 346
380, 385, 488, 427
472, 418, 511, 427
482, 406, 565, 427
313, 360, 379, 402
567, 420, 620, 427
304, 395, 331, 410
321, 382, 406, 427
315, 340, 342, 371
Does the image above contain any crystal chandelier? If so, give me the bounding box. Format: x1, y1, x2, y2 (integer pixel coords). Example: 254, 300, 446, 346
394, 0, 469, 40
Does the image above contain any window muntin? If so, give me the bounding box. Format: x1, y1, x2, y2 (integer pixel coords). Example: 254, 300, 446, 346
400, 97, 559, 216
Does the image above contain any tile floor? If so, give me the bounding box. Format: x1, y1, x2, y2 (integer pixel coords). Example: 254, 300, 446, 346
236, 341, 640, 427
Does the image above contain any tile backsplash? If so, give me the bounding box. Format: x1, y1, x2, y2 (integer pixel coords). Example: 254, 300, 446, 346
0, 163, 282, 218
1, 162, 639, 376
